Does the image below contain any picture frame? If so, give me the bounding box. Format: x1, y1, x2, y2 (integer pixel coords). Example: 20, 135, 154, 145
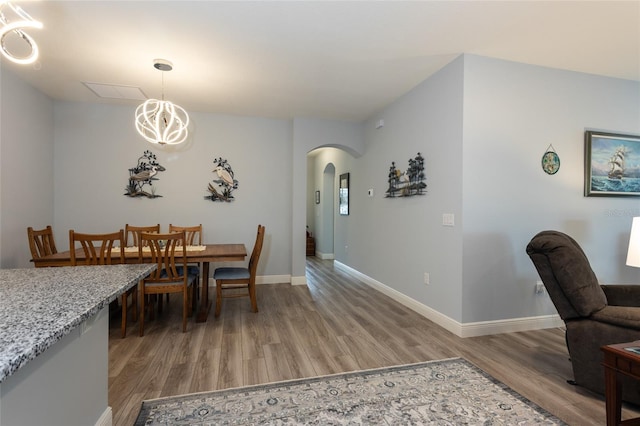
315, 190, 320, 204
339, 173, 349, 215
585, 131, 640, 197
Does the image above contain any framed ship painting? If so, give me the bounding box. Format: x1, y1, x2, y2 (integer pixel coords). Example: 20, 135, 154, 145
585, 131, 640, 197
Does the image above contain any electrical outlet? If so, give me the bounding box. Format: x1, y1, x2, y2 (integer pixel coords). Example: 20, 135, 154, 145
424, 272, 430, 285
535, 280, 545, 294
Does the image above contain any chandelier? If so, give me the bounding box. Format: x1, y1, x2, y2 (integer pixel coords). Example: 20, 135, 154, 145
135, 59, 190, 145
0, 1, 43, 65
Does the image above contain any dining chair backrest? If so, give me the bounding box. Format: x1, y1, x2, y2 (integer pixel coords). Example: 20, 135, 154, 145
125, 223, 160, 247
139, 231, 189, 282
168, 224, 202, 246
69, 229, 125, 265
138, 230, 195, 335
27, 226, 58, 260
248, 224, 266, 280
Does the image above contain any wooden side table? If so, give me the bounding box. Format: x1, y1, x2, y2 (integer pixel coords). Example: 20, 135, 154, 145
601, 342, 640, 426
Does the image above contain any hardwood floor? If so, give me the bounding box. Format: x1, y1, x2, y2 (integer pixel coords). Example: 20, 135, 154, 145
109, 257, 637, 425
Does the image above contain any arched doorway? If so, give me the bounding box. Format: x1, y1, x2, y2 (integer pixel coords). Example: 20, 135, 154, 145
292, 118, 364, 285
306, 146, 355, 262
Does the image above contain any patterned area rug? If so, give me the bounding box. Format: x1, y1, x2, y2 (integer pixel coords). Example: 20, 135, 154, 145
135, 358, 566, 425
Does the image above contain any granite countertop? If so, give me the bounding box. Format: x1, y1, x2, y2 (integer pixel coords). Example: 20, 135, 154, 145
0, 264, 156, 383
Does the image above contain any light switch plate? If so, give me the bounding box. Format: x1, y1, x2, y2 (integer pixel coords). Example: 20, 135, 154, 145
442, 213, 455, 227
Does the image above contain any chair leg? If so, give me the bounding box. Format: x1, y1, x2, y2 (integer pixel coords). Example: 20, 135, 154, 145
197, 275, 200, 300
182, 289, 188, 332
122, 285, 139, 338
215, 280, 223, 317
191, 277, 198, 314
132, 287, 138, 322
139, 287, 145, 337
249, 281, 258, 313
121, 293, 127, 338
196, 264, 202, 300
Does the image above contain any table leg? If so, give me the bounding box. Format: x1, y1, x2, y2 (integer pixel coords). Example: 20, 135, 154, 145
604, 366, 622, 426
196, 262, 212, 322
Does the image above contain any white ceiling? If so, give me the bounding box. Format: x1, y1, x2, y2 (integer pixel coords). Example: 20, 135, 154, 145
3, 1, 639, 122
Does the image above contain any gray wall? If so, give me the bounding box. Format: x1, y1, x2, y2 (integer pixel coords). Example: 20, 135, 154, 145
52, 102, 293, 278
310, 56, 465, 320
309, 54, 640, 325
461, 54, 640, 323
1, 68, 54, 269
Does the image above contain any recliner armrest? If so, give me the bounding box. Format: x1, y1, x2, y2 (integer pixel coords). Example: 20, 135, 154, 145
602, 284, 640, 307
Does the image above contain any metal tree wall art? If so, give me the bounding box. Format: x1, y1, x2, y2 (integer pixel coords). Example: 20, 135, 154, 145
386, 152, 426, 198
124, 150, 166, 198
205, 157, 238, 202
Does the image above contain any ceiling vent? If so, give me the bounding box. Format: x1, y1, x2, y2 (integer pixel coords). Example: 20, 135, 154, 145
83, 82, 147, 101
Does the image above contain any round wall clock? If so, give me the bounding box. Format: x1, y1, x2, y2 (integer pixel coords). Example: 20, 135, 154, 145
541, 146, 560, 175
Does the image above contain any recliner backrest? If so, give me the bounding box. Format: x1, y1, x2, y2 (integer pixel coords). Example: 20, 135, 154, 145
526, 230, 607, 320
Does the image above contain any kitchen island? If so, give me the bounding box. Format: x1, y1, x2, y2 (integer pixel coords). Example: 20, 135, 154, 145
0, 264, 155, 426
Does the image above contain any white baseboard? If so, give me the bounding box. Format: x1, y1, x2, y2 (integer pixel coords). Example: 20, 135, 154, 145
206, 275, 305, 286
316, 251, 335, 260
459, 315, 564, 338
334, 261, 563, 338
95, 407, 112, 426
290, 275, 307, 286
257, 274, 292, 285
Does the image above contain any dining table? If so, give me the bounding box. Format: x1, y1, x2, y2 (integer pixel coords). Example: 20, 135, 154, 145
31, 243, 247, 322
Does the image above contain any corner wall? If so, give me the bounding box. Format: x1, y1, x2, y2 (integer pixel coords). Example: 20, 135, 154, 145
348, 56, 465, 322
462, 54, 640, 323
0, 68, 54, 268
332, 54, 640, 330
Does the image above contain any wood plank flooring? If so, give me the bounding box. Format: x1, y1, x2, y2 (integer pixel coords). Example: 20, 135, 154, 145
108, 257, 639, 425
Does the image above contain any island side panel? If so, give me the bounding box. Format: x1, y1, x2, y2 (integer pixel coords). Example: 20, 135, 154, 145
0, 307, 109, 426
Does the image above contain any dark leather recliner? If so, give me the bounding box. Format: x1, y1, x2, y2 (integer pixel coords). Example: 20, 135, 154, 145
526, 230, 640, 405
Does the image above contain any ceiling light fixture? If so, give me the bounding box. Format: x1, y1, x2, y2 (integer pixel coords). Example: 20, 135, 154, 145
0, 1, 43, 65
135, 59, 190, 146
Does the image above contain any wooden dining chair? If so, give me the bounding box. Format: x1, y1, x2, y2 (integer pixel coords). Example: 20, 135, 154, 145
168, 224, 202, 299
213, 224, 265, 317
168, 224, 202, 247
69, 229, 135, 337
69, 229, 125, 265
125, 223, 160, 247
27, 226, 58, 266
138, 231, 196, 336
